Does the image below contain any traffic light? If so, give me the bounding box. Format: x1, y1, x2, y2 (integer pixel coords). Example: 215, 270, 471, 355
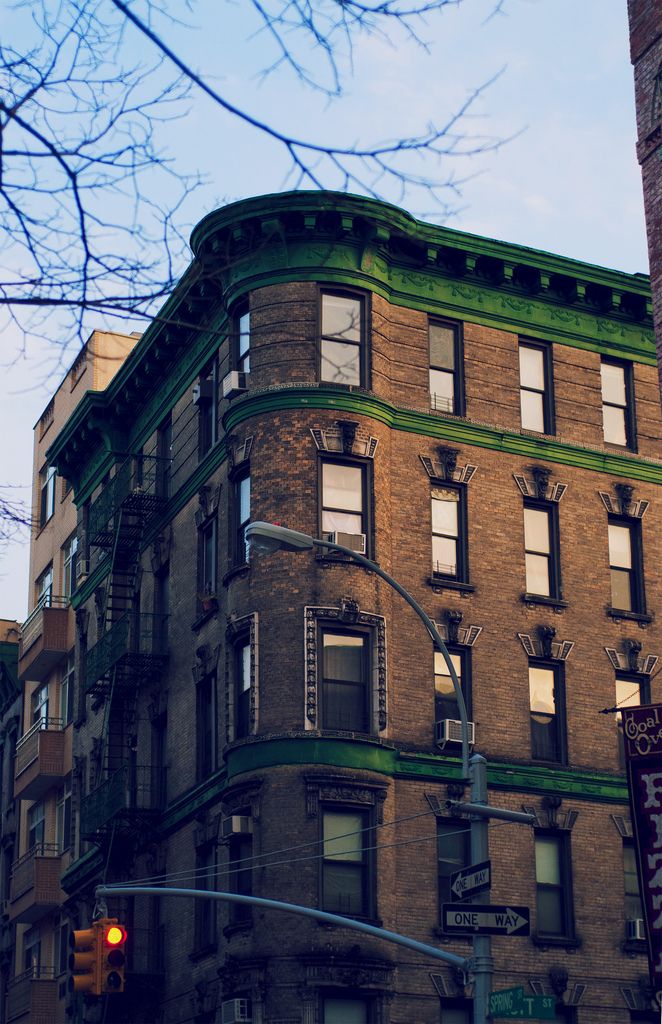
69, 924, 100, 995
99, 919, 127, 993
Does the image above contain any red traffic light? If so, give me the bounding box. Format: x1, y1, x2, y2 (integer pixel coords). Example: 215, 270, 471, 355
103, 924, 127, 947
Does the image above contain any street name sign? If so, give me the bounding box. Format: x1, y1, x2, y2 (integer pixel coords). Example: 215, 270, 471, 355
489, 986, 556, 1019
441, 904, 530, 936
450, 859, 491, 901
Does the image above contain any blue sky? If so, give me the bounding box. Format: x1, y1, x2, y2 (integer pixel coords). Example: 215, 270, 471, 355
0, 0, 650, 619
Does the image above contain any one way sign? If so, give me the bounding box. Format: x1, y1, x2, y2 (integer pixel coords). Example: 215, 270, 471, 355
450, 859, 491, 901
441, 904, 530, 936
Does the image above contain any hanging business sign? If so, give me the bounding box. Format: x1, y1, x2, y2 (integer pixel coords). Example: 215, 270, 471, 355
622, 704, 662, 995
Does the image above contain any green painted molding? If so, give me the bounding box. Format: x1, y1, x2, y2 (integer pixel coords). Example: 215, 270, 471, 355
224, 386, 662, 484
159, 766, 228, 835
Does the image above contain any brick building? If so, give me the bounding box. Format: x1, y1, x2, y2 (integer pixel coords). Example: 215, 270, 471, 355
28, 190, 662, 1022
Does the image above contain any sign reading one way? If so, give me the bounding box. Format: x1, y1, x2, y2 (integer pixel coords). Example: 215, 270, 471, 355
441, 904, 530, 936
450, 859, 491, 901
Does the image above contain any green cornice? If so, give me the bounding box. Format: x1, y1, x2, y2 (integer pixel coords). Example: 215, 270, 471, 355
47, 190, 653, 499
224, 386, 662, 484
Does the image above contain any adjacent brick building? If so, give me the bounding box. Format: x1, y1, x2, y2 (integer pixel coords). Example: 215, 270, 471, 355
21, 190, 662, 1022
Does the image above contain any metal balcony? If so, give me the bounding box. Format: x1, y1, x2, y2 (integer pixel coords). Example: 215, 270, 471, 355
85, 611, 168, 695
8, 844, 63, 923
6, 966, 57, 1024
14, 717, 67, 801
80, 764, 167, 838
18, 596, 69, 681
88, 454, 168, 549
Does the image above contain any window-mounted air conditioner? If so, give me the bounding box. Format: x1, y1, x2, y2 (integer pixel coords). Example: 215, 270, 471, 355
192, 379, 214, 405
435, 719, 475, 748
222, 815, 253, 838
221, 998, 252, 1024
324, 531, 367, 555
75, 559, 90, 585
222, 371, 248, 399
626, 917, 646, 942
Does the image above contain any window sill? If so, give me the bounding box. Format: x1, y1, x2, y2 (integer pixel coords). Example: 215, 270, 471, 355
427, 577, 475, 594
531, 933, 581, 950
188, 940, 217, 962
606, 607, 653, 625
316, 552, 373, 566
222, 563, 250, 587
622, 938, 647, 956
521, 593, 568, 611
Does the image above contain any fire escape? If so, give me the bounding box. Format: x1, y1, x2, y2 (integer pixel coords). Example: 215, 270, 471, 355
80, 454, 169, 843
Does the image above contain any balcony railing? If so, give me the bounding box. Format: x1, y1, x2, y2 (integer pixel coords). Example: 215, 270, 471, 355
14, 717, 66, 801
88, 454, 169, 548
18, 596, 69, 681
9, 844, 62, 923
6, 965, 56, 1022
85, 612, 168, 693
81, 764, 167, 837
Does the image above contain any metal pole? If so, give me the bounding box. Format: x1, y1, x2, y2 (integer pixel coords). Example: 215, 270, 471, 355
470, 753, 493, 1024
94, 885, 472, 970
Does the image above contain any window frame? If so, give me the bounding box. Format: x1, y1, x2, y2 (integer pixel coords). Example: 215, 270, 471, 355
534, 830, 576, 942
233, 300, 250, 374
615, 672, 650, 768
321, 993, 374, 1023
430, 482, 468, 583
319, 626, 371, 734
600, 357, 637, 450
523, 499, 561, 600
195, 672, 217, 782
320, 805, 374, 920
434, 645, 472, 723
197, 356, 219, 459
39, 464, 56, 527
528, 660, 567, 765
319, 456, 371, 556
232, 467, 251, 567
429, 317, 465, 416
56, 779, 72, 853
608, 515, 645, 614
318, 288, 368, 388
193, 843, 217, 951
518, 339, 555, 435
35, 564, 53, 610
197, 515, 218, 605
62, 532, 78, 599
227, 808, 253, 926
437, 817, 471, 922
60, 651, 75, 725
234, 633, 252, 740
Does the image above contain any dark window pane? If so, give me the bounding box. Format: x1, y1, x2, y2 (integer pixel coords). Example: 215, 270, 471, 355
537, 886, 564, 934
323, 634, 364, 682
611, 569, 632, 610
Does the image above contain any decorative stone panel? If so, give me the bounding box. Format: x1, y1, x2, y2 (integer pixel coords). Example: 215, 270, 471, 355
304, 773, 387, 824
420, 447, 477, 484
599, 483, 649, 518
514, 466, 567, 502
311, 421, 378, 458
517, 626, 574, 661
604, 639, 658, 676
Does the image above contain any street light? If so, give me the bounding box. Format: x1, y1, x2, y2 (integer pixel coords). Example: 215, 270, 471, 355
247, 522, 536, 1024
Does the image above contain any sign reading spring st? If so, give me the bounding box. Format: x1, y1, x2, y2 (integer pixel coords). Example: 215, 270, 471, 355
622, 704, 662, 993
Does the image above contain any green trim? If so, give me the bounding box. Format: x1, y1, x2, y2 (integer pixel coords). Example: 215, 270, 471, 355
159, 766, 228, 835
224, 386, 662, 483
226, 736, 399, 780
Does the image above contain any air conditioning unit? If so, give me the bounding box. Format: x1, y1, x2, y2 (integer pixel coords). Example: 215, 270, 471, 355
435, 719, 475, 748
325, 531, 367, 555
626, 917, 646, 941
222, 371, 248, 399
75, 559, 90, 584
221, 998, 252, 1024
192, 379, 214, 405
222, 815, 253, 838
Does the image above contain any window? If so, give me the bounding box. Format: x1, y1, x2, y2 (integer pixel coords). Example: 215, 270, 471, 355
196, 674, 216, 781
23, 926, 41, 974
441, 1005, 473, 1024
235, 636, 251, 739
39, 465, 56, 526
56, 780, 72, 852
429, 319, 463, 414
321, 630, 369, 732
608, 518, 645, 613
198, 517, 217, 603
228, 811, 252, 924
55, 916, 69, 976
323, 997, 370, 1023
235, 303, 250, 373
321, 460, 367, 543
194, 845, 216, 950
27, 802, 45, 850
535, 833, 574, 938
519, 341, 554, 434
198, 357, 218, 458
156, 413, 172, 498
434, 648, 470, 722
431, 486, 466, 580
529, 664, 565, 763
154, 563, 169, 650
35, 564, 53, 609
233, 472, 251, 565
601, 358, 635, 448
523, 502, 560, 598
321, 808, 370, 917
437, 819, 470, 910
62, 533, 78, 598
60, 652, 74, 725
32, 682, 49, 726
624, 842, 643, 922
320, 291, 364, 386
615, 676, 648, 767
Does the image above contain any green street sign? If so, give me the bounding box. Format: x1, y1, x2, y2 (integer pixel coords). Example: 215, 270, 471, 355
489, 987, 557, 1019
